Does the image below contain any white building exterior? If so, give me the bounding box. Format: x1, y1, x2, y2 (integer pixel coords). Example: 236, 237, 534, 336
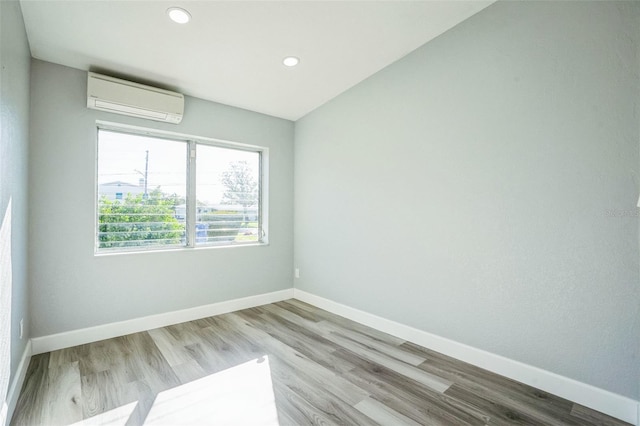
98, 180, 146, 201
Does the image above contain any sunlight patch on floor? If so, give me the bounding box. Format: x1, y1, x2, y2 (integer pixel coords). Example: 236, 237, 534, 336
144, 356, 279, 425
69, 402, 137, 426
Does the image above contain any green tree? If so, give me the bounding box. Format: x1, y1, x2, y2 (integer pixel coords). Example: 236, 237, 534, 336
220, 161, 258, 221
98, 188, 184, 248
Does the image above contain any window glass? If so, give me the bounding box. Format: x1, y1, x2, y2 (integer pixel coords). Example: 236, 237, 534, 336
196, 145, 260, 245
97, 130, 187, 250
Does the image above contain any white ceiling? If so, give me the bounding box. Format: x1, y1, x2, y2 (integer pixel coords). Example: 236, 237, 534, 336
20, 1, 493, 121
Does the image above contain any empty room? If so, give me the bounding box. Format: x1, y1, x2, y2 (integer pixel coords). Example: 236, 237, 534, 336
1, 0, 639, 425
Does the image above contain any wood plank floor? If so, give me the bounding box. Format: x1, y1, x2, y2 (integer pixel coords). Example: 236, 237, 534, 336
11, 299, 629, 425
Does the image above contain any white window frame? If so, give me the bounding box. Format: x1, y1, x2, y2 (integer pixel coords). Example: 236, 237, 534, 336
95, 121, 269, 254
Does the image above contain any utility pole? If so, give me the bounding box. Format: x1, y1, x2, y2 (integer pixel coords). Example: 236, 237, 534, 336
144, 150, 149, 198
135, 150, 150, 199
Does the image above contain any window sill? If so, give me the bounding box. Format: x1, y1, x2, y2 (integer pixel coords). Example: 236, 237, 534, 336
94, 241, 269, 257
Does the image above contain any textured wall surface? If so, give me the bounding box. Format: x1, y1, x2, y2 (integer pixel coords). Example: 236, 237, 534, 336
0, 0, 31, 410
294, 1, 640, 399
29, 60, 294, 337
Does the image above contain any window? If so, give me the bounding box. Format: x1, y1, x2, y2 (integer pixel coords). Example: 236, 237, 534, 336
96, 126, 265, 253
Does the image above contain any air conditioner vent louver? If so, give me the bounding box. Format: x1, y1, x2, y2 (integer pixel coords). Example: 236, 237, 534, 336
87, 72, 184, 124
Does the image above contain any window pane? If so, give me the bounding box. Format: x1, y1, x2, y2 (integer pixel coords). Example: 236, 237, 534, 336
196, 145, 260, 245
97, 129, 187, 250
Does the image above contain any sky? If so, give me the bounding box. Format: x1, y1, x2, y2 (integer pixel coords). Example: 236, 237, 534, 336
97, 129, 259, 205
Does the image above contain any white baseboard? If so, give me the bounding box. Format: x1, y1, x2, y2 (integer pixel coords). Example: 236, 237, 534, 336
293, 289, 639, 426
5, 340, 32, 426
31, 288, 294, 355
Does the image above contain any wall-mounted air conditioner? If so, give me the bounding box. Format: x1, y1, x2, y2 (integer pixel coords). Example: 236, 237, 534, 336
87, 72, 184, 124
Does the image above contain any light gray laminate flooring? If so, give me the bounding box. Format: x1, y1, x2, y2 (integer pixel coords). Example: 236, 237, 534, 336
11, 299, 629, 425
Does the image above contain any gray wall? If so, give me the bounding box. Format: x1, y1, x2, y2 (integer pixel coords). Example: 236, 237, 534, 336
0, 0, 31, 408
294, 1, 640, 399
29, 60, 294, 337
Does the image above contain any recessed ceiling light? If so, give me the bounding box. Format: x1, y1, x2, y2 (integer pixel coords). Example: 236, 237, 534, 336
283, 56, 300, 67
167, 7, 191, 24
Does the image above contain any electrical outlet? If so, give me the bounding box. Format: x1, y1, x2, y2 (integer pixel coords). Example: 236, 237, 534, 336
294, 268, 300, 279
19, 319, 24, 339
